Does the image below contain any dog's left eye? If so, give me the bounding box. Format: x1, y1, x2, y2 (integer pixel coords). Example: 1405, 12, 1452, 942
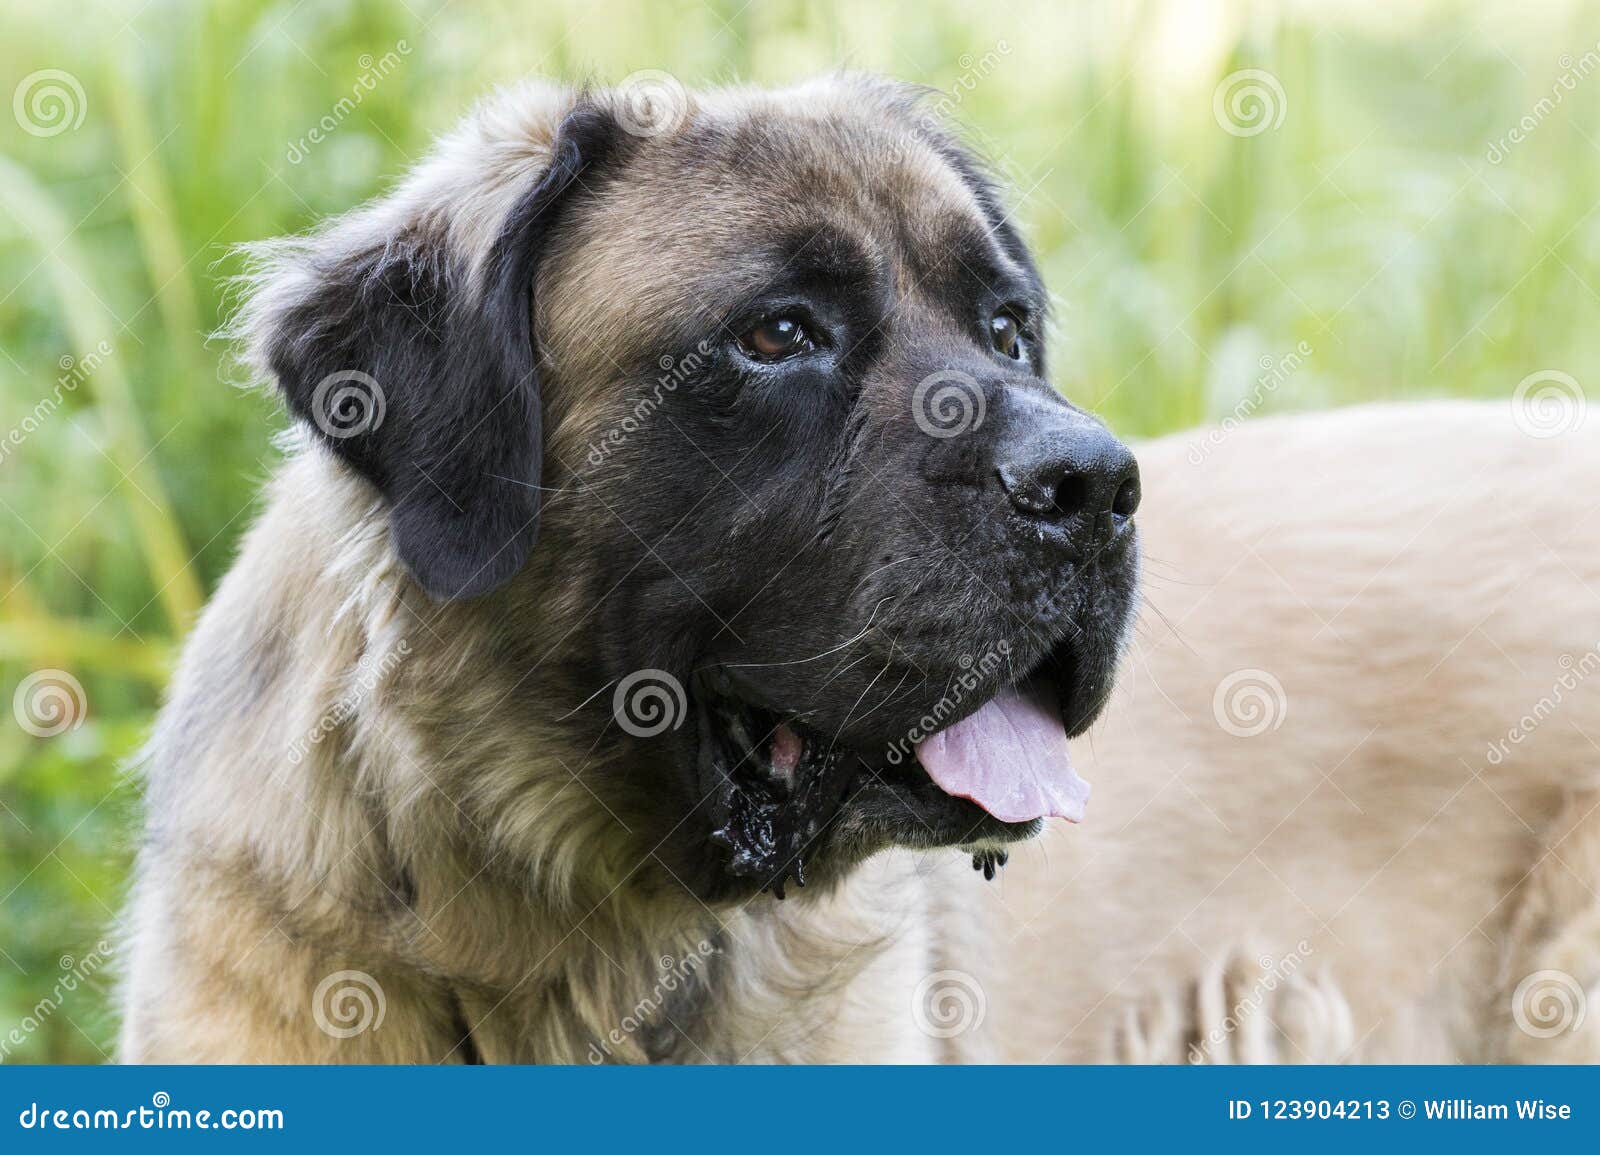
990, 311, 1027, 361
738, 315, 815, 362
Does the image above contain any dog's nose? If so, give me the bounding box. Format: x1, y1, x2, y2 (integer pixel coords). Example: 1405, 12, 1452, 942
996, 414, 1140, 550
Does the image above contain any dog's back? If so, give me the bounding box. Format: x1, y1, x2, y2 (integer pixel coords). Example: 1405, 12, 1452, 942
976, 400, 1600, 1062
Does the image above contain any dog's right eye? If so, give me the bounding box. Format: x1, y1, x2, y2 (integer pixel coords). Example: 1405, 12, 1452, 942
737, 315, 816, 362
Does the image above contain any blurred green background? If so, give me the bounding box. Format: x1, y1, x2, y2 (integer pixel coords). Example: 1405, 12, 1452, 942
1, 0, 1596, 1061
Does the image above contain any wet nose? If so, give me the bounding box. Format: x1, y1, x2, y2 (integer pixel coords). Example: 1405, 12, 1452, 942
996, 414, 1140, 550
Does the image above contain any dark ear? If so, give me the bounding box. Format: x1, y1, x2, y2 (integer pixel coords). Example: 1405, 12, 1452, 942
256, 104, 616, 600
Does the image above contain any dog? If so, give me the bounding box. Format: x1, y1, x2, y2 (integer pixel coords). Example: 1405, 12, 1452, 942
119, 74, 1600, 1063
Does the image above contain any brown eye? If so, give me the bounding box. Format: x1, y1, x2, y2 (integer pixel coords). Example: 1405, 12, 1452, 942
739, 315, 814, 361
991, 312, 1025, 360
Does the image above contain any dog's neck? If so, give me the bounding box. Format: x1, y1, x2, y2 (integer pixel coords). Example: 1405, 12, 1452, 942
244, 459, 939, 1060
433, 877, 923, 1063
353, 793, 942, 1062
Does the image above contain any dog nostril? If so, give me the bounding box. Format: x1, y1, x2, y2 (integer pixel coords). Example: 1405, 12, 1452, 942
1112, 476, 1141, 518
1051, 473, 1090, 519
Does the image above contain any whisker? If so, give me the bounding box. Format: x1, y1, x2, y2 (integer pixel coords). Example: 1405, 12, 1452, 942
824, 646, 896, 761
848, 552, 932, 598
848, 661, 918, 727
485, 472, 579, 495
814, 648, 875, 697
716, 597, 892, 671
552, 677, 618, 722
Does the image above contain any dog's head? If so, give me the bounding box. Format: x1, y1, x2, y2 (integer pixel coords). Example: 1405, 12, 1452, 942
243, 75, 1140, 902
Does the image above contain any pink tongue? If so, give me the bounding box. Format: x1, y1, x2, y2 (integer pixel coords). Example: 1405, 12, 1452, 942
913, 681, 1090, 823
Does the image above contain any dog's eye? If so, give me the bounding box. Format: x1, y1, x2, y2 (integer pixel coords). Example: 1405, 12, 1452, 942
991, 311, 1027, 361
738, 315, 815, 362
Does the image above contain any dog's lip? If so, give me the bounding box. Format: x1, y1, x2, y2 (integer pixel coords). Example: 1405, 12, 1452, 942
706, 638, 1092, 814
706, 635, 1091, 757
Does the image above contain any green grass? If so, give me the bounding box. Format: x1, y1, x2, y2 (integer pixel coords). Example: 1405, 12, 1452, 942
2, 0, 1597, 1061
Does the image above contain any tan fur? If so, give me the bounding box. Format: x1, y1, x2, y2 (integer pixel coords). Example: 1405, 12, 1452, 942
982, 401, 1600, 1063
120, 75, 1600, 1064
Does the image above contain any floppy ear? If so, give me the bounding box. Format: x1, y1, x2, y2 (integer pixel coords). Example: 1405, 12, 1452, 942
248, 102, 615, 601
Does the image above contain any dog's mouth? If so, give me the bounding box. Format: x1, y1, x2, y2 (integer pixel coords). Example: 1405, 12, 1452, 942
693, 643, 1102, 896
